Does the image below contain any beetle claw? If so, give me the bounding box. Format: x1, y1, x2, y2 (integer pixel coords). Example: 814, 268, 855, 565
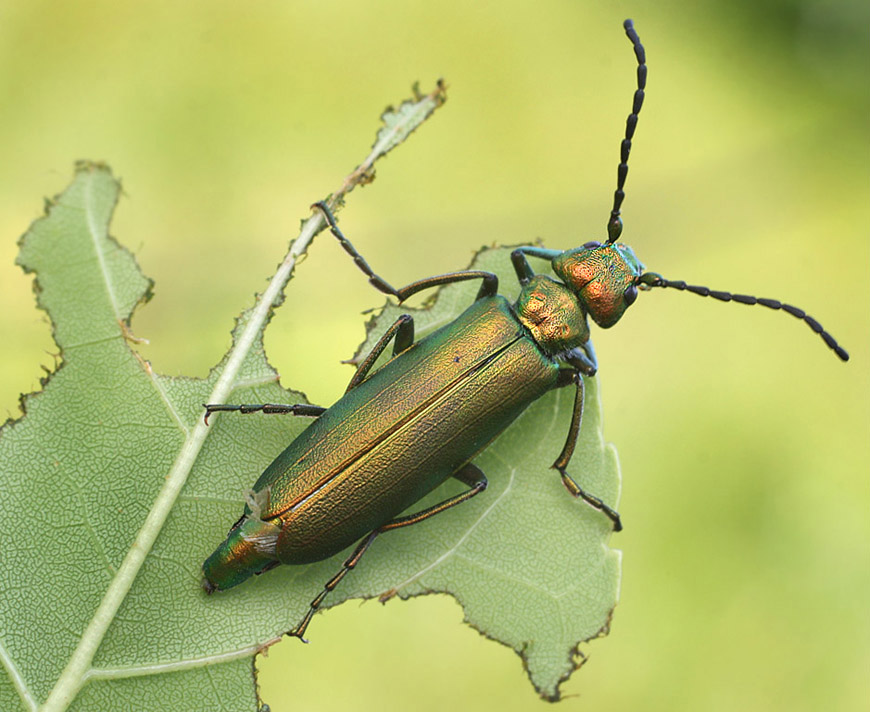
286, 626, 310, 644
379, 587, 398, 603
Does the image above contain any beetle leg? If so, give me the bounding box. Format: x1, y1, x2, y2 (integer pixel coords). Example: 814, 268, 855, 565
345, 314, 415, 392
312, 202, 499, 303
288, 463, 488, 642
312, 201, 403, 299
552, 371, 585, 471
289, 531, 378, 643
513, 245, 564, 262
394, 270, 499, 303
511, 249, 536, 285
551, 373, 622, 531
378, 463, 488, 532
510, 246, 566, 285
202, 403, 326, 425
557, 469, 622, 532
565, 344, 598, 376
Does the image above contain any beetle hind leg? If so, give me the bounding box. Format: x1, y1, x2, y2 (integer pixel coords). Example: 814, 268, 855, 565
288, 532, 378, 643
287, 463, 488, 642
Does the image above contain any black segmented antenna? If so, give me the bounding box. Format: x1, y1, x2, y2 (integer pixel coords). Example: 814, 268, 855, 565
604, 21, 847, 363
641, 275, 850, 361
607, 19, 647, 245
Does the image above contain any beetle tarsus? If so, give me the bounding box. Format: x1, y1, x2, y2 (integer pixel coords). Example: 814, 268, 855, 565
557, 467, 623, 532
287, 629, 310, 645
202, 402, 326, 424
379, 588, 398, 603
311, 200, 402, 300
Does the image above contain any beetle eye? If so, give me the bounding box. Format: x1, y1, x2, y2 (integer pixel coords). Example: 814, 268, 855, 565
582, 241, 602, 249
624, 284, 638, 306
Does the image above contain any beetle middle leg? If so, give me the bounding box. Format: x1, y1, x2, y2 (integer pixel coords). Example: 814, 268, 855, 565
205, 313, 419, 419
552, 370, 623, 531
288, 462, 488, 642
345, 313, 415, 392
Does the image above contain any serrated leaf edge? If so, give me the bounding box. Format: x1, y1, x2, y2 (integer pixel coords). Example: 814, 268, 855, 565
37, 81, 448, 712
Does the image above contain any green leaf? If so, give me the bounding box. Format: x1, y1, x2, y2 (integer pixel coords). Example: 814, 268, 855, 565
1, 79, 451, 712
1, 163, 283, 712
0, 100, 618, 710
343, 247, 621, 700
371, 80, 447, 156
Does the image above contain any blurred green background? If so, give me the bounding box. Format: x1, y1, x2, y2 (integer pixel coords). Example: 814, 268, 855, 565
1, 1, 867, 711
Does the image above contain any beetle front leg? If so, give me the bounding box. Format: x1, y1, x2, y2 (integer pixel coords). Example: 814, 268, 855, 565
312, 201, 499, 304
552, 372, 622, 531
511, 246, 564, 285
288, 463, 488, 642
394, 270, 499, 303
312, 201, 403, 299
202, 403, 326, 425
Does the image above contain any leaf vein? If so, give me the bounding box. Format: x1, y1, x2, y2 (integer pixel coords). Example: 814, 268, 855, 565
0, 637, 38, 711
64, 473, 114, 579
451, 551, 555, 597
84, 172, 122, 322
39, 85, 448, 711
146, 373, 190, 437
83, 640, 276, 682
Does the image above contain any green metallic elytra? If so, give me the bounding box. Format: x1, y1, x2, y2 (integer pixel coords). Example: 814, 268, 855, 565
202, 19, 849, 641
204, 295, 566, 591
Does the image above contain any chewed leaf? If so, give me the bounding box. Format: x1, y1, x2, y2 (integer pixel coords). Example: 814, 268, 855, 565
0, 164, 291, 712
0, 167, 619, 710
345, 246, 621, 700
371, 80, 448, 156
0, 80, 450, 712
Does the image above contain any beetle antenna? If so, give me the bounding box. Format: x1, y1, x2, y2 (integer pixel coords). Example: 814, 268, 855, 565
607, 19, 647, 245
642, 275, 850, 361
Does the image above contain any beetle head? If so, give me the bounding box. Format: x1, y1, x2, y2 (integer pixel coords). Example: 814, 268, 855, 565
553, 242, 645, 328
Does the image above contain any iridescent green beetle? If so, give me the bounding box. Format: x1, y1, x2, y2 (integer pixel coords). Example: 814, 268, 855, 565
202, 20, 848, 641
